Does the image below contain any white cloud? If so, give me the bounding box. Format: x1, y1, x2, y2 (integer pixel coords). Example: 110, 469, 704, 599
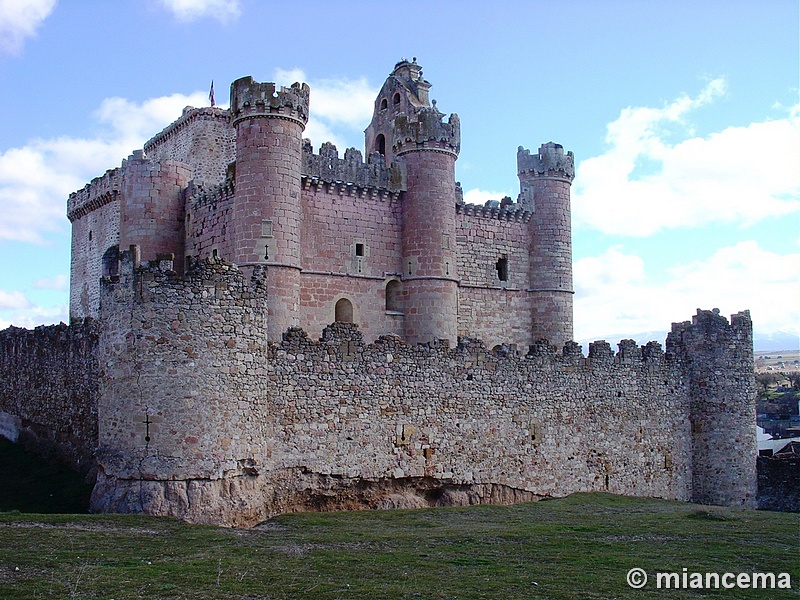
0, 302, 68, 330
158, 0, 240, 23
0, 0, 56, 56
0, 290, 31, 311
32, 274, 68, 290
574, 242, 800, 342
0, 91, 208, 243
275, 68, 377, 154
573, 81, 800, 236
461, 188, 513, 206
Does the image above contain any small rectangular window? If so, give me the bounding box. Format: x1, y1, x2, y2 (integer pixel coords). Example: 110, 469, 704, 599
355, 243, 364, 257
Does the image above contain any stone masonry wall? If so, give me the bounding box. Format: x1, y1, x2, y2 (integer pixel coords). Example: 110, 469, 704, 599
667, 309, 758, 508
456, 208, 533, 348
91, 259, 702, 526
299, 179, 404, 342
143, 107, 235, 185
0, 321, 99, 477
68, 168, 122, 319
187, 180, 235, 262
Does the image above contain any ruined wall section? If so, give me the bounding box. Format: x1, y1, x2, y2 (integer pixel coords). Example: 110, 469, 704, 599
143, 107, 235, 185
667, 309, 758, 507
456, 201, 533, 349
0, 321, 99, 477
68, 168, 122, 319
92, 253, 272, 526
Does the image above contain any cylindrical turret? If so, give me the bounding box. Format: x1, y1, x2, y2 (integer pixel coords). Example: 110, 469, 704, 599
230, 76, 309, 341
667, 309, 757, 508
518, 142, 575, 348
394, 107, 460, 346
119, 152, 191, 273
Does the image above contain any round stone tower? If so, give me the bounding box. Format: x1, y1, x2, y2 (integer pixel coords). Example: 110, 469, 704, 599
229, 76, 309, 341
518, 142, 575, 348
119, 152, 191, 273
393, 107, 461, 346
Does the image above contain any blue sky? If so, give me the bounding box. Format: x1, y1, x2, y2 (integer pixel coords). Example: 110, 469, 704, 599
0, 0, 798, 347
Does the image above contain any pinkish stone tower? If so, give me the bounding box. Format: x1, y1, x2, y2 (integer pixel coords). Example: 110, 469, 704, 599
376, 60, 461, 346
229, 76, 310, 341
119, 151, 191, 272
518, 142, 575, 347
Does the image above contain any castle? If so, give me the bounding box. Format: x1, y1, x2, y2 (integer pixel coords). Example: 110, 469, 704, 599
0, 60, 757, 526
69, 58, 574, 350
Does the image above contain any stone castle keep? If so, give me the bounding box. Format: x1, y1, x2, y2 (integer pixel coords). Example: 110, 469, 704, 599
0, 60, 757, 526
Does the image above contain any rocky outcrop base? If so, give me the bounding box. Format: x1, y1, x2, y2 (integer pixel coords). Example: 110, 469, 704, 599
90, 468, 546, 527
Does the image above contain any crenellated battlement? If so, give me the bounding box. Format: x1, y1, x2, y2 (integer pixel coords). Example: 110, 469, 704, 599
457, 196, 533, 223
189, 177, 235, 210
67, 167, 122, 222
392, 106, 461, 157
301, 141, 405, 197
229, 77, 309, 127
518, 142, 575, 181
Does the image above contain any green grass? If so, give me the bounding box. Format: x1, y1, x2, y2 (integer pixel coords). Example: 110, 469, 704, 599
0, 439, 798, 598
1, 495, 797, 599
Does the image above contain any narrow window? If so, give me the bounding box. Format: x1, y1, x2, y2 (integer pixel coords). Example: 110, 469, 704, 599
335, 298, 353, 323
355, 243, 364, 257
376, 134, 386, 156
385, 280, 402, 312
496, 255, 509, 282
393, 93, 401, 105
380, 98, 388, 110
212, 249, 218, 259
88, 230, 93, 241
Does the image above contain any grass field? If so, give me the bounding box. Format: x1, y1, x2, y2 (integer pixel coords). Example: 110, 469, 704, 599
0, 441, 798, 599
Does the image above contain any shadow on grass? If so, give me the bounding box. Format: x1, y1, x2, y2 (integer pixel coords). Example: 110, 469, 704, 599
0, 437, 93, 514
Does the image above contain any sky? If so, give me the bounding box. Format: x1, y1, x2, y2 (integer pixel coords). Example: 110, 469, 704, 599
0, 0, 798, 349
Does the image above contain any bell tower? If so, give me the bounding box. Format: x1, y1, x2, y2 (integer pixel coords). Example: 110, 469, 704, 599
364, 58, 431, 165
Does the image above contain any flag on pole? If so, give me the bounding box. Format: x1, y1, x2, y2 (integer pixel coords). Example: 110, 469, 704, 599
209, 80, 215, 107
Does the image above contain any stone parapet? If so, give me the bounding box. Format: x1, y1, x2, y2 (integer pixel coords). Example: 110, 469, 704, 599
301, 141, 405, 194
67, 167, 121, 222
143, 106, 231, 157
392, 106, 461, 157
457, 198, 532, 223
229, 77, 309, 128
518, 143, 575, 182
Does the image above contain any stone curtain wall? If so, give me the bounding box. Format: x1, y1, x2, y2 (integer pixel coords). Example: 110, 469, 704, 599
91, 258, 707, 526
0, 321, 99, 477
